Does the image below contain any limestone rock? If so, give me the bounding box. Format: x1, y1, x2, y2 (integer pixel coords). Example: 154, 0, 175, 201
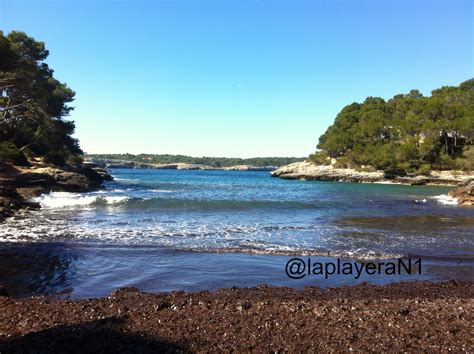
271, 161, 473, 186
270, 161, 385, 183
448, 181, 474, 206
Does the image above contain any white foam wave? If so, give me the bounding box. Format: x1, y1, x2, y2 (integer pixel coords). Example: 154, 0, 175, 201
373, 180, 402, 185
32, 192, 128, 208
113, 177, 138, 182
433, 194, 458, 205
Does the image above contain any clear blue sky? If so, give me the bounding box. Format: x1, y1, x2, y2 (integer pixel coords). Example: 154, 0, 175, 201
1, 0, 472, 157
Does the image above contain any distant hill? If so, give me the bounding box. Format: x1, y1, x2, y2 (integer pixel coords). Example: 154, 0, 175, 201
85, 154, 306, 168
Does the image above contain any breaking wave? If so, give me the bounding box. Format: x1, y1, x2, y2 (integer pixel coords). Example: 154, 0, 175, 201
433, 194, 458, 205
31, 191, 327, 211
32, 192, 129, 208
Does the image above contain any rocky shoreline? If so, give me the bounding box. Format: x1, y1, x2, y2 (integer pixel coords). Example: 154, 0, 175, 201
0, 162, 112, 221
271, 161, 473, 187
448, 181, 474, 205
0, 281, 472, 352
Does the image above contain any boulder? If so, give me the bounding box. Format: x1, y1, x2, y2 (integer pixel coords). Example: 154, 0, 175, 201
0, 163, 113, 221
448, 181, 474, 206
27, 166, 113, 192
92, 167, 114, 181
0, 186, 39, 219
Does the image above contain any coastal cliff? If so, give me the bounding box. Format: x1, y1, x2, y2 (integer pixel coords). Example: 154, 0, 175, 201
0, 162, 112, 221
271, 161, 473, 186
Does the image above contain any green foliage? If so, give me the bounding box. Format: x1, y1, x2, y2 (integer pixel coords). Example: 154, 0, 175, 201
86, 154, 306, 168
417, 164, 432, 176
0, 31, 82, 166
316, 79, 474, 172
0, 141, 29, 166
67, 153, 84, 167
333, 156, 356, 169
44, 151, 66, 166
308, 151, 330, 165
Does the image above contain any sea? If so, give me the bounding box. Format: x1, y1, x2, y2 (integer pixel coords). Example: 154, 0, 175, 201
0, 169, 472, 298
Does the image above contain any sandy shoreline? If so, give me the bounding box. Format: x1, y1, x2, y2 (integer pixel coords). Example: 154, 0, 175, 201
0, 281, 472, 352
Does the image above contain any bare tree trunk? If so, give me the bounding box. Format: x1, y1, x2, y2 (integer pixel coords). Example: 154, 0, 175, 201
445, 134, 448, 154
19, 142, 35, 151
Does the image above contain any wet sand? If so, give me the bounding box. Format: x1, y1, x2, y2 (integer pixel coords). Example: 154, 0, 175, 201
0, 281, 472, 352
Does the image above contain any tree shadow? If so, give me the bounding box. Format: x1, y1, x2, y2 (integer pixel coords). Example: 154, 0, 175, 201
0, 161, 21, 176
0, 316, 189, 353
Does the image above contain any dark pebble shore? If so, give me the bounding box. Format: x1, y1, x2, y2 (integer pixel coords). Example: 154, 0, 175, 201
0, 281, 472, 352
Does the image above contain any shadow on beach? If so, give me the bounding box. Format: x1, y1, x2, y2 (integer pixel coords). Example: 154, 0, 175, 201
0, 316, 189, 353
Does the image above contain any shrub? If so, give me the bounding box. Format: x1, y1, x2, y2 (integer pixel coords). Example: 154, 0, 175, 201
67, 153, 84, 167
453, 158, 474, 171
308, 151, 330, 165
417, 164, 432, 176
333, 156, 356, 169
0, 142, 29, 166
396, 161, 412, 173
44, 151, 66, 166
431, 153, 457, 170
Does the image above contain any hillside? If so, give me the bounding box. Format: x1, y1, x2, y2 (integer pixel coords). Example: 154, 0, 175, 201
311, 79, 474, 174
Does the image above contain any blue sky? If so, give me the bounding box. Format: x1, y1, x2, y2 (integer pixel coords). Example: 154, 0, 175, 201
1, 0, 472, 157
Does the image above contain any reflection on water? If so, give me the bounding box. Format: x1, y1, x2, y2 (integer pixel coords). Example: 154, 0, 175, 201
331, 214, 474, 260
0, 243, 79, 298
335, 215, 474, 231
0, 242, 472, 299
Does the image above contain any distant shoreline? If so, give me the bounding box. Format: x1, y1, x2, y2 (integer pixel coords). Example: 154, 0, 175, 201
85, 159, 279, 171
2, 158, 472, 224
271, 161, 474, 187
85, 154, 305, 170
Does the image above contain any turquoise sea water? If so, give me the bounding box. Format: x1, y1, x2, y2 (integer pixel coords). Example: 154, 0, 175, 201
0, 169, 472, 298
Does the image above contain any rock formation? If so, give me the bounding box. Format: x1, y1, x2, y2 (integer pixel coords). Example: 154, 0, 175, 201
0, 162, 113, 220
271, 161, 473, 186
448, 181, 474, 206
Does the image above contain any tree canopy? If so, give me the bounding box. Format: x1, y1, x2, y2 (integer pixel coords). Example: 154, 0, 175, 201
0, 31, 81, 166
312, 79, 474, 172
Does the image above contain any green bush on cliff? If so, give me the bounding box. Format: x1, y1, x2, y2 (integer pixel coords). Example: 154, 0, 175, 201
67, 153, 84, 167
308, 151, 330, 165
0, 142, 29, 166
417, 164, 432, 176
44, 151, 66, 166
315, 79, 474, 172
